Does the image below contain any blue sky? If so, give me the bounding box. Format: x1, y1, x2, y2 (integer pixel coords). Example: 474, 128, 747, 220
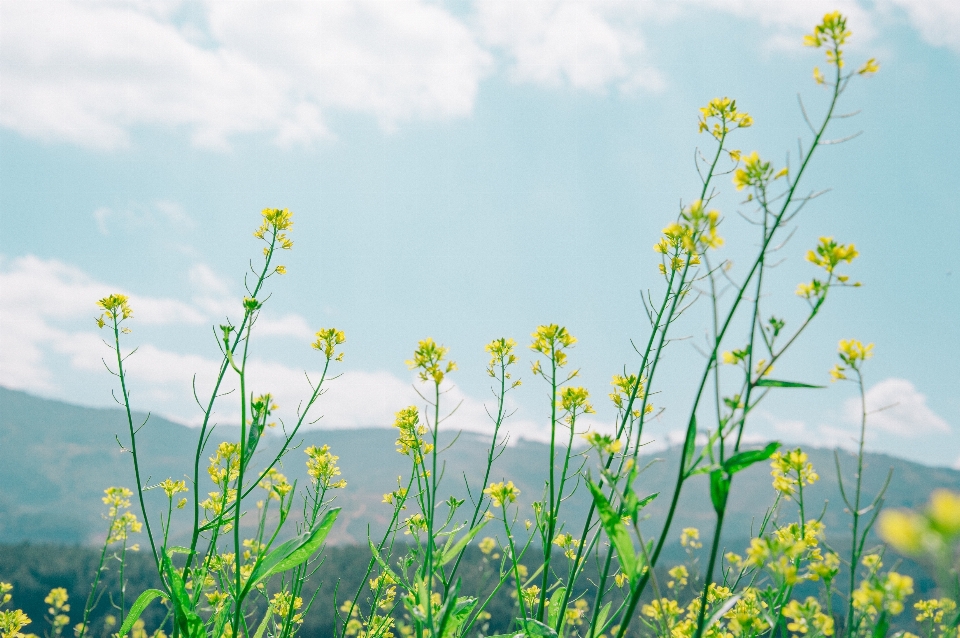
1, 0, 958, 467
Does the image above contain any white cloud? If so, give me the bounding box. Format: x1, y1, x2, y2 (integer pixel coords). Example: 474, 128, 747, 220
0, 0, 491, 149
879, 0, 960, 52
6, 0, 957, 149
844, 377, 951, 436
0, 255, 315, 393
475, 1, 661, 93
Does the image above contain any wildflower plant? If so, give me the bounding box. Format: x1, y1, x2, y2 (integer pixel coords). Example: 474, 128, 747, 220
63, 11, 957, 638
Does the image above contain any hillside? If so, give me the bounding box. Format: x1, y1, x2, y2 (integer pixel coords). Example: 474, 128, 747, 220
3, 386, 959, 549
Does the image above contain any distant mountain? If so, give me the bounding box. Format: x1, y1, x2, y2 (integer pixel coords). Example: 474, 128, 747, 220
3, 386, 959, 549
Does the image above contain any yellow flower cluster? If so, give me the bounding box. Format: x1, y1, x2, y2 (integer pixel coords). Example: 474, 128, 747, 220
559, 386, 594, 416
806, 236, 859, 275
783, 597, 834, 636
253, 208, 294, 250
680, 527, 702, 550
392, 406, 431, 459
852, 558, 914, 618
258, 468, 292, 501
803, 12, 852, 68
0, 585, 31, 638
609, 374, 651, 418
484, 480, 520, 508
771, 449, 820, 499
654, 200, 722, 276
269, 591, 304, 625
312, 327, 346, 361
829, 338, 874, 381
158, 478, 188, 500
732, 151, 788, 192
553, 532, 581, 560
582, 431, 622, 456
879, 489, 960, 555
745, 521, 826, 586
406, 338, 456, 385
698, 97, 753, 140
530, 324, 577, 371
485, 337, 520, 388
305, 444, 347, 490
95, 293, 133, 329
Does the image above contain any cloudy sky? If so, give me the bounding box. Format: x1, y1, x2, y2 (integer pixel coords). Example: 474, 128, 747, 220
1, 0, 958, 467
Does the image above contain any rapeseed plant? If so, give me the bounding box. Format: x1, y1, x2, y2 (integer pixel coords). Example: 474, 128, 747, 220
37, 10, 950, 638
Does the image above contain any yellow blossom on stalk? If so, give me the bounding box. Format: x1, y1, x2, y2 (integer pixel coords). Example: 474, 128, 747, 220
478, 537, 497, 555
312, 328, 346, 362
207, 442, 241, 487
521, 585, 541, 609
95, 293, 133, 329
804, 12, 852, 69
807, 236, 859, 274
407, 338, 456, 385
609, 373, 644, 410
858, 58, 880, 75
102, 486, 133, 515
269, 592, 304, 625
582, 431, 622, 456
107, 511, 142, 544
680, 527, 702, 549
559, 386, 594, 415
486, 337, 520, 388
484, 481, 520, 508
732, 151, 783, 193
393, 406, 430, 458
530, 324, 577, 370
771, 449, 819, 499
254, 208, 294, 250
305, 444, 347, 489
667, 565, 688, 589
830, 338, 874, 382
1, 607, 32, 637
258, 468, 292, 500
158, 478, 188, 499
698, 96, 753, 139
783, 597, 835, 636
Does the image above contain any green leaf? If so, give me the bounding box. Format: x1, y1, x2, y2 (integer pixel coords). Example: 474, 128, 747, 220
441, 596, 477, 638
704, 593, 741, 631
594, 601, 612, 634
517, 618, 558, 638
439, 519, 489, 567
587, 480, 638, 581
754, 379, 824, 388
244, 508, 339, 596
636, 492, 659, 510
872, 611, 890, 638
547, 587, 566, 628
117, 589, 168, 637
682, 414, 698, 475
162, 554, 204, 638
709, 469, 731, 514
723, 441, 780, 475
252, 608, 273, 638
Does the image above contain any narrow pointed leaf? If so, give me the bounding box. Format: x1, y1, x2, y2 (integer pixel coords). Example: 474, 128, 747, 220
117, 589, 168, 637
244, 508, 338, 595
709, 469, 731, 514
754, 379, 824, 388
723, 441, 780, 475
587, 480, 638, 580
439, 519, 489, 567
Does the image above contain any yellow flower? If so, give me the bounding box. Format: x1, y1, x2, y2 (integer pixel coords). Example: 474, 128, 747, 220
858, 58, 880, 75
680, 527, 702, 549
559, 386, 594, 415
478, 537, 497, 555
312, 328, 346, 361
530, 324, 577, 369
96, 293, 134, 328
406, 337, 456, 385
158, 478, 188, 499
813, 66, 825, 84
305, 444, 346, 490
929, 489, 960, 535
484, 481, 520, 508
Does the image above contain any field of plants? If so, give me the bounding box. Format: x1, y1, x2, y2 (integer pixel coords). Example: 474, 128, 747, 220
2, 11, 958, 638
